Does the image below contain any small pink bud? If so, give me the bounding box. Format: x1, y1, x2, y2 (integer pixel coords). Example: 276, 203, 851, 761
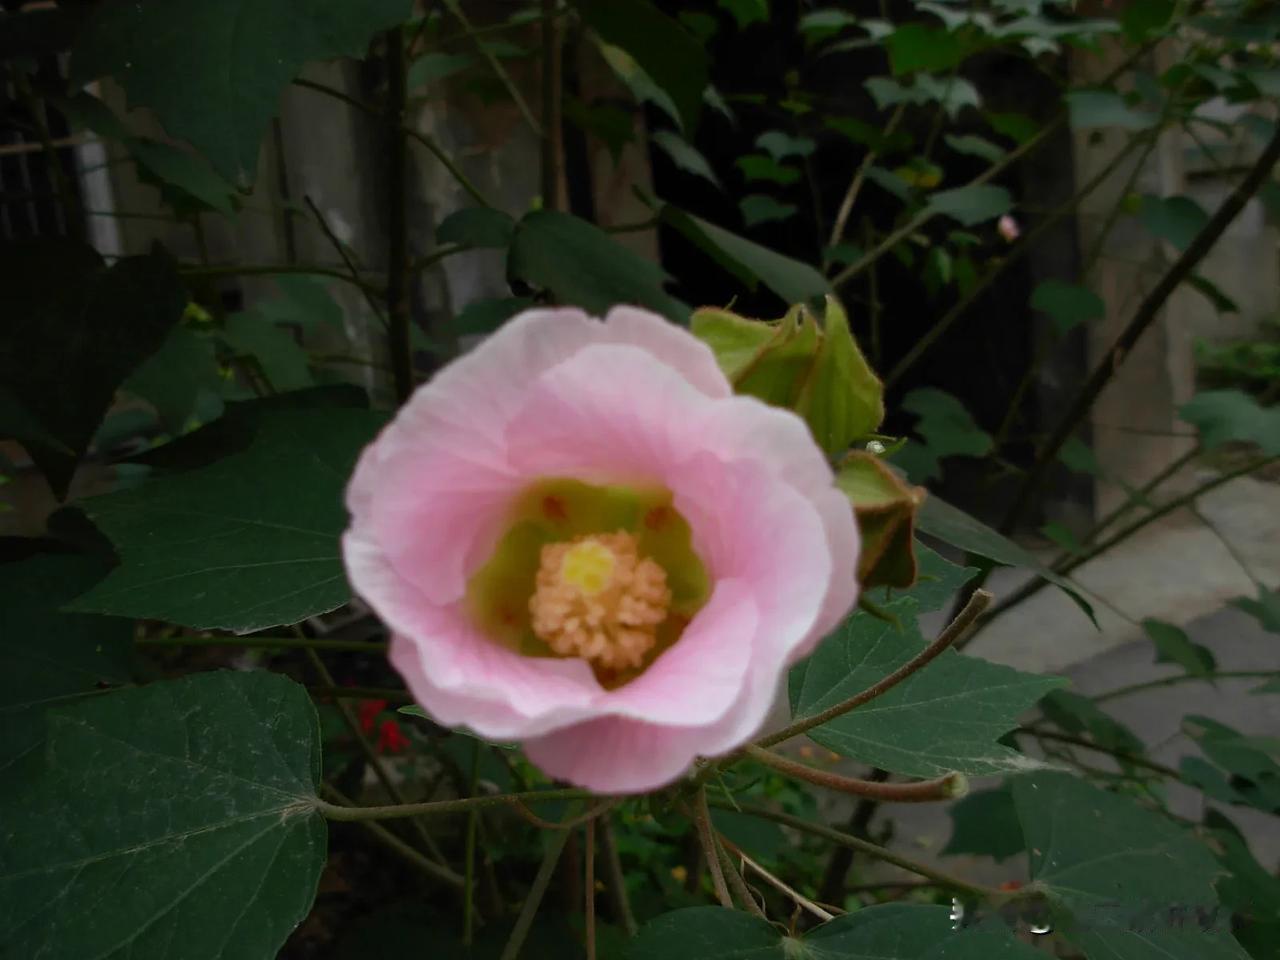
998, 214, 1020, 243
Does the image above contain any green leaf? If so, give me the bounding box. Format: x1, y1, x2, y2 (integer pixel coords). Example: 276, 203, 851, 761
755, 130, 816, 160
0, 239, 186, 498
1012, 771, 1249, 959
1232, 585, 1280, 635
719, 0, 768, 29
925, 184, 1013, 226
509, 210, 685, 322
1140, 194, 1210, 251
914, 494, 1097, 625
1142, 618, 1215, 676
1030, 279, 1105, 336
1066, 89, 1157, 130
125, 325, 222, 434
661, 206, 831, 305
790, 602, 1063, 778
563, 98, 635, 163
738, 194, 797, 226
797, 298, 885, 455
452, 297, 535, 337
437, 207, 516, 249
798, 10, 858, 44
736, 154, 801, 185
0, 670, 325, 959
943, 134, 1007, 163
267, 275, 346, 331
0, 553, 133, 774
69, 406, 386, 632
629, 903, 1042, 959
1205, 810, 1280, 929
69, 0, 413, 186
1039, 689, 1146, 756
1178, 390, 1280, 455
651, 129, 721, 188
222, 309, 314, 393
1183, 715, 1280, 814
1057, 435, 1103, 477
986, 111, 1038, 145
575, 0, 708, 132
1185, 274, 1239, 315
942, 785, 1024, 862
1123, 0, 1176, 40
888, 23, 965, 75
408, 51, 474, 88
892, 388, 992, 483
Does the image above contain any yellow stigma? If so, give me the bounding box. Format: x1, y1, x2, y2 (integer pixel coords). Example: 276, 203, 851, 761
529, 531, 671, 672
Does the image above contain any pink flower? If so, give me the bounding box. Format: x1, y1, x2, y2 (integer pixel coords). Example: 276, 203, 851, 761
342, 306, 859, 793
997, 214, 1020, 242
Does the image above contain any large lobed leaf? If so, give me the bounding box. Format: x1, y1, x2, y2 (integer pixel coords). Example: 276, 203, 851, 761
69, 405, 386, 633
0, 239, 186, 498
69, 0, 413, 185
0, 670, 326, 960
789, 549, 1064, 778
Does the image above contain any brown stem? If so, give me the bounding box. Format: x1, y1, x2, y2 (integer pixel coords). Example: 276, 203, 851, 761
996, 124, 1280, 537
1092, 670, 1278, 704
303, 195, 390, 329
753, 590, 993, 750
322, 784, 463, 888
315, 787, 593, 821
599, 816, 638, 936
710, 801, 1010, 903
745, 746, 965, 803
1017, 727, 1183, 780
714, 833, 767, 919
692, 789, 733, 909
539, 0, 565, 211
828, 103, 906, 250
585, 818, 598, 960
498, 812, 575, 960
816, 770, 887, 906
721, 836, 831, 921
383, 27, 413, 402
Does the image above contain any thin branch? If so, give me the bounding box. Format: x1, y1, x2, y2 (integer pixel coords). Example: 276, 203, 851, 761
408, 242, 469, 275
137, 634, 387, 654
302, 194, 389, 329
315, 787, 593, 821
714, 833, 768, 919
1016, 727, 1182, 780
753, 590, 993, 750
585, 818, 598, 960
828, 103, 906, 249
744, 746, 966, 803
310, 684, 413, 703
322, 784, 463, 888
693, 789, 733, 909
1092, 670, 1279, 704
981, 456, 1276, 624
304, 647, 448, 866
180, 261, 382, 295
14, 67, 83, 239
599, 815, 638, 936
381, 26, 415, 402
508, 797, 620, 831
498, 814, 575, 960
721, 836, 832, 921
539, 0, 565, 211
293, 76, 491, 206
443, 0, 542, 136
711, 800, 1010, 903
995, 124, 1280, 537
463, 738, 481, 945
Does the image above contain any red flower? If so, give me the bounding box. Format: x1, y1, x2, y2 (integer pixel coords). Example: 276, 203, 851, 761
377, 719, 410, 754
358, 698, 388, 734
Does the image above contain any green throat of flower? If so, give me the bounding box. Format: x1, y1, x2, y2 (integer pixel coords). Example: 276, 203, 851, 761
466, 478, 711, 686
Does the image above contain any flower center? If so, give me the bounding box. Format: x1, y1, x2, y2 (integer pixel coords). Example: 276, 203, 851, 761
529, 532, 671, 671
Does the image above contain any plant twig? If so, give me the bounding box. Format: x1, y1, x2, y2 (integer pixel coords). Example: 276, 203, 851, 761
1016, 727, 1182, 780
585, 817, 598, 960
180, 261, 382, 294
980, 456, 1275, 624
995, 124, 1280, 538
711, 801, 1010, 903
599, 816, 638, 936
302, 194, 389, 329
714, 833, 767, 919
310, 684, 413, 703
304, 647, 448, 866
753, 590, 993, 750
692, 789, 733, 909
539, 0, 564, 211
384, 26, 414, 402
744, 746, 965, 802
444, 0, 542, 136
136, 634, 387, 653
721, 836, 831, 921
498, 810, 576, 960
14, 68, 83, 239
322, 784, 463, 888
315, 787, 593, 821
828, 103, 906, 249
293, 77, 491, 206
508, 797, 620, 830
1092, 670, 1279, 704
463, 738, 481, 945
